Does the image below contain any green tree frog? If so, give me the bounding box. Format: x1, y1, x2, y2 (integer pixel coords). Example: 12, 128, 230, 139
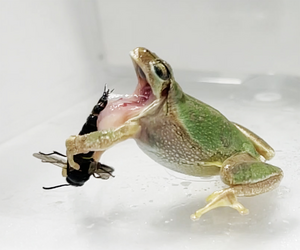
65, 47, 283, 221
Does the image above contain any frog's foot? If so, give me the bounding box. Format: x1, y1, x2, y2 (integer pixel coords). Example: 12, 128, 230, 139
191, 153, 283, 221
191, 188, 249, 221
66, 121, 140, 170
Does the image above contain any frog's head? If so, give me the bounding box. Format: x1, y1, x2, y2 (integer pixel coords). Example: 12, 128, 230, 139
98, 47, 178, 130
130, 47, 174, 101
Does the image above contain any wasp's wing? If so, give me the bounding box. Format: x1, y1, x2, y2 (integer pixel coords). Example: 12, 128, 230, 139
33, 152, 68, 169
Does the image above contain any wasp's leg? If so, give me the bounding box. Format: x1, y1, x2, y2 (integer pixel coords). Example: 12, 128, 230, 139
190, 153, 283, 221
66, 121, 140, 170
233, 123, 275, 160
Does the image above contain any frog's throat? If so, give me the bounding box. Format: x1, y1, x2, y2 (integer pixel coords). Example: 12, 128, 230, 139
96, 61, 158, 131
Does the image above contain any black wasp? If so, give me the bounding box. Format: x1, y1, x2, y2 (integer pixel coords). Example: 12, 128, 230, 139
33, 85, 114, 189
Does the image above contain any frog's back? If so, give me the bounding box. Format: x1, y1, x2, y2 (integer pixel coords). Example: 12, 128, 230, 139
173, 92, 259, 161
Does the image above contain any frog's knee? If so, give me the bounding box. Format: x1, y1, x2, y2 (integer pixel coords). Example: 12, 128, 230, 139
233, 123, 275, 160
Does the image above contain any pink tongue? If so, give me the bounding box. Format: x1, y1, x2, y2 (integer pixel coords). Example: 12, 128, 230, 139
97, 95, 145, 131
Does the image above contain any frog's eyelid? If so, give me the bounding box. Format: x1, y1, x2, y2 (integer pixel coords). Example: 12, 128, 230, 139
153, 60, 172, 73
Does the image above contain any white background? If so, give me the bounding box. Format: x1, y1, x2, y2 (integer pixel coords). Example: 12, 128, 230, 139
0, 1, 300, 249
98, 0, 300, 75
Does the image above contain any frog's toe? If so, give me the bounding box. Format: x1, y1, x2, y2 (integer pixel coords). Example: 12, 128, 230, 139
205, 190, 223, 202
65, 135, 84, 170
191, 188, 249, 221
190, 213, 201, 221
66, 151, 80, 170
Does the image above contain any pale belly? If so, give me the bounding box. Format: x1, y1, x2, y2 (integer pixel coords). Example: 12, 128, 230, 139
135, 117, 221, 177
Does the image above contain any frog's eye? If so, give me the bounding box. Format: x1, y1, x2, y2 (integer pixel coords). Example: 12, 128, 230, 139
153, 62, 170, 80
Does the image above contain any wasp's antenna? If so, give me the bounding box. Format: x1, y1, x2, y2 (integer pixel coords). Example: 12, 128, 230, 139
42, 184, 70, 190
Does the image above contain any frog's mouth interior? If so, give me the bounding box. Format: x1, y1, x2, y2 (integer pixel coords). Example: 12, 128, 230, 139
97, 64, 156, 130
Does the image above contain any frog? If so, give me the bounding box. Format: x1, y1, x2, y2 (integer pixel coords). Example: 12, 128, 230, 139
65, 47, 283, 221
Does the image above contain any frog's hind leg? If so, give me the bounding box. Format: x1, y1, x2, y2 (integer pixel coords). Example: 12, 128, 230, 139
191, 153, 283, 221
233, 123, 275, 160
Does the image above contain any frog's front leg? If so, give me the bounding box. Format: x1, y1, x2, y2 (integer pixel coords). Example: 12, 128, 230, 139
191, 153, 283, 221
66, 121, 141, 170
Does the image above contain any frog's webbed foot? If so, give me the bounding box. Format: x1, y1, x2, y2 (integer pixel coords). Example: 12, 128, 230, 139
191, 153, 283, 221
66, 121, 141, 170
191, 188, 249, 221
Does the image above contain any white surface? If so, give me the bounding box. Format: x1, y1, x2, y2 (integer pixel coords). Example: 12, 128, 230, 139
1, 1, 300, 249
0, 74, 300, 249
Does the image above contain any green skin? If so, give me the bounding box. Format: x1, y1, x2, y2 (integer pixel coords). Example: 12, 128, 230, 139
66, 47, 283, 220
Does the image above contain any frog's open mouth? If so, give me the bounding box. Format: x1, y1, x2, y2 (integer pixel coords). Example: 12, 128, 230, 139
97, 64, 155, 130
132, 63, 154, 104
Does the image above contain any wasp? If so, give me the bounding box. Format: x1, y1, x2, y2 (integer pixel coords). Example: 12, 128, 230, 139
33, 85, 114, 189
